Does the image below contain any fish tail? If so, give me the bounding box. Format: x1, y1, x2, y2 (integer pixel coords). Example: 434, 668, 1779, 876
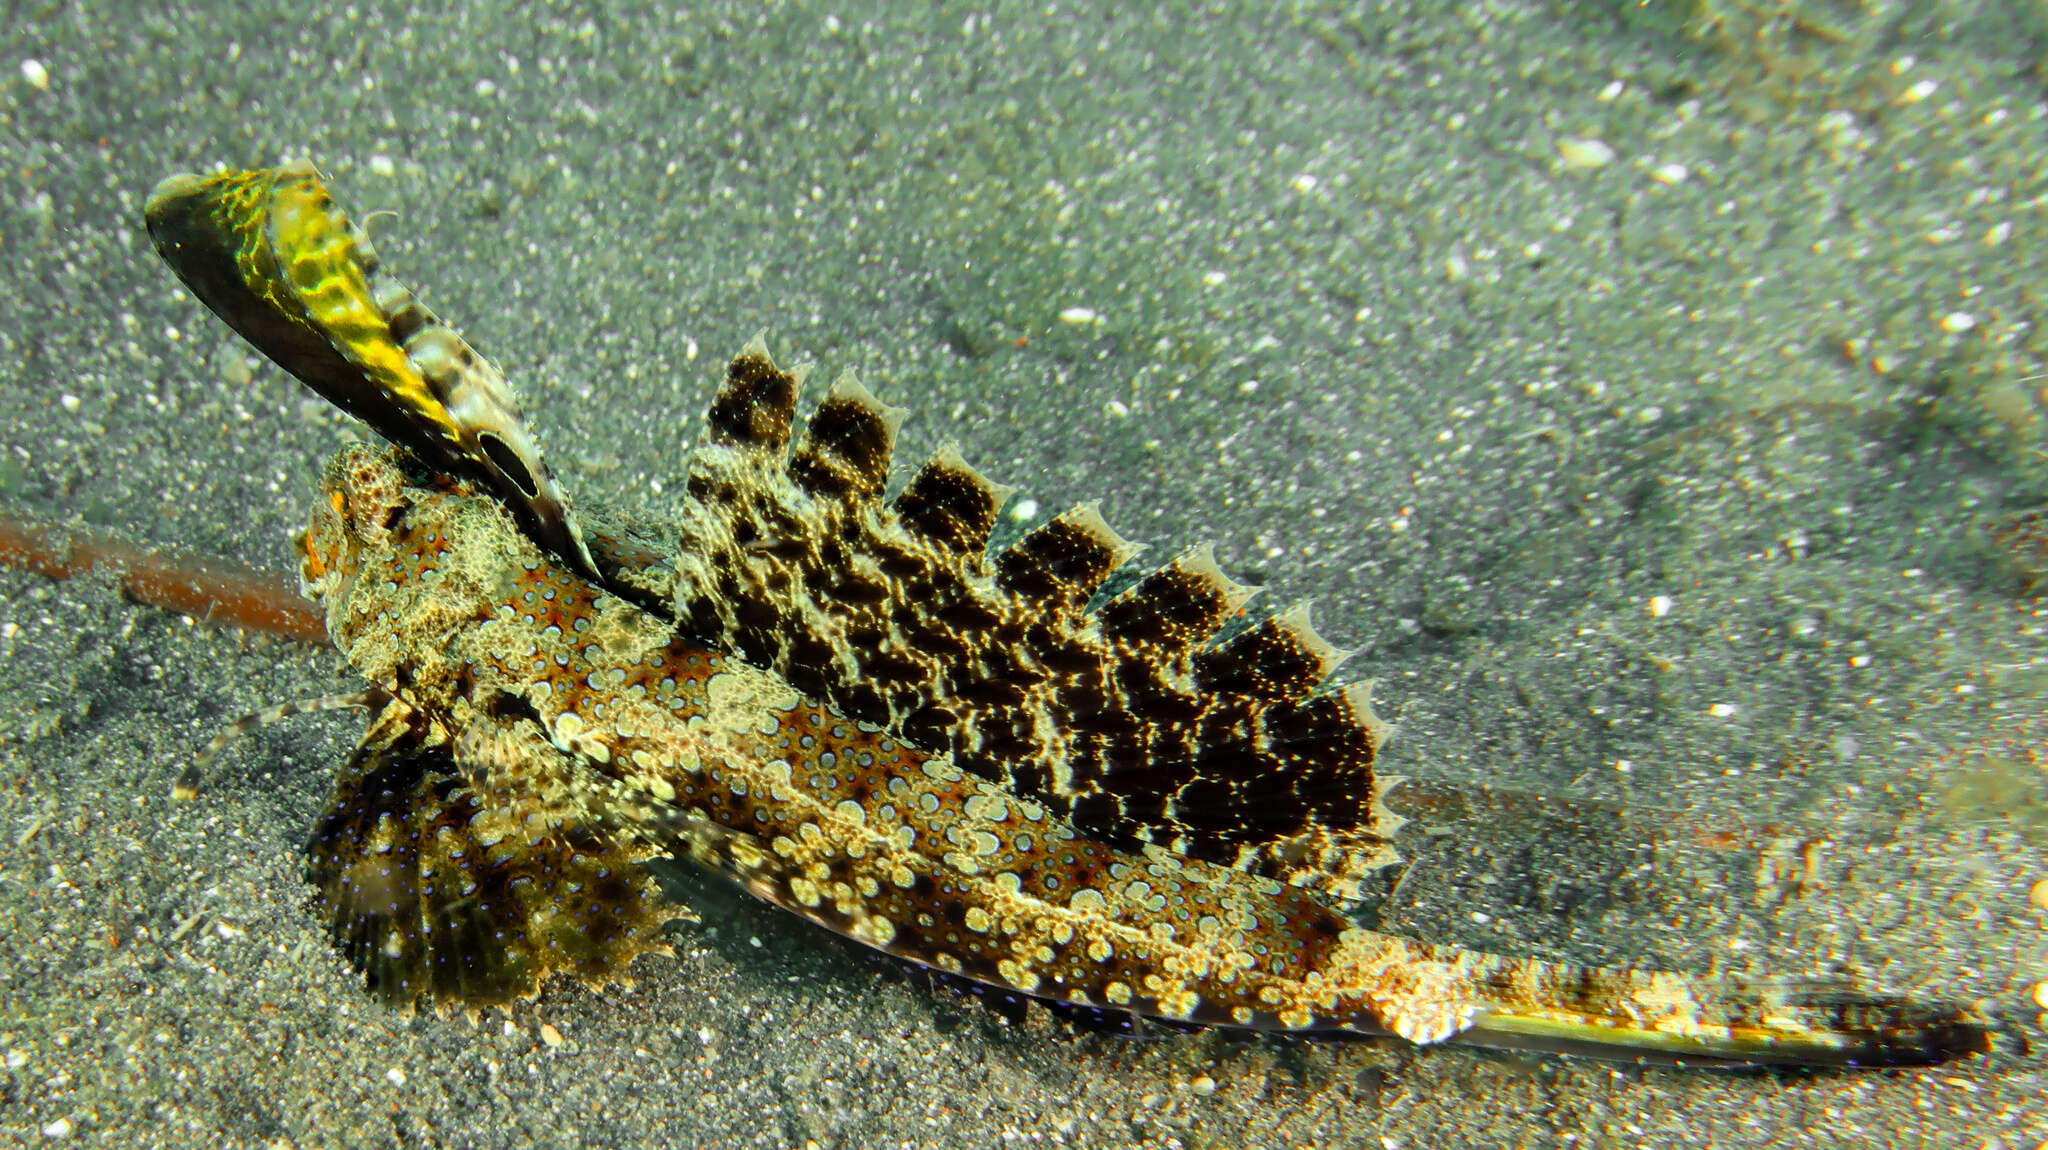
1454, 972, 1988, 1069
1335, 931, 1987, 1069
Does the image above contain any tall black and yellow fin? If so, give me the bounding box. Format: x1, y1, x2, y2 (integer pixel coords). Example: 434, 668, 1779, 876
142, 163, 600, 581
662, 339, 1401, 902
304, 701, 687, 1014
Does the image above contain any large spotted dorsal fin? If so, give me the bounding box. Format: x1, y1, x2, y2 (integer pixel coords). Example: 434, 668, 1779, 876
663, 340, 1401, 902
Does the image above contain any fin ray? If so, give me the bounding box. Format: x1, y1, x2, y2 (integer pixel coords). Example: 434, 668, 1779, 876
666, 344, 1398, 899
788, 372, 905, 499
304, 702, 686, 1013
995, 504, 1139, 606
704, 333, 804, 454
1096, 545, 1255, 651
892, 445, 1013, 554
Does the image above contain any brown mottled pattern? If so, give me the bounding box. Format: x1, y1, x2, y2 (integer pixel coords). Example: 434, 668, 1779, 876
290, 443, 1984, 1066
302, 446, 1378, 1025
650, 346, 1403, 905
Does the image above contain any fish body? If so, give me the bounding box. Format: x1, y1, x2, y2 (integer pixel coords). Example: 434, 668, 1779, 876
148, 166, 1988, 1069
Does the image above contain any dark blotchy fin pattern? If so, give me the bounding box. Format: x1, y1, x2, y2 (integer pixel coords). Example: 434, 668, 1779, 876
304, 702, 683, 1013
148, 166, 1986, 1072
657, 338, 1399, 900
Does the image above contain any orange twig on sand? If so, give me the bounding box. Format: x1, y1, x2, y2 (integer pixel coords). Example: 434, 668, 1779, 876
0, 506, 329, 646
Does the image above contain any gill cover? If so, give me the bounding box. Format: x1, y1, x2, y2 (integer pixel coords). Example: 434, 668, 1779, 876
144, 162, 599, 580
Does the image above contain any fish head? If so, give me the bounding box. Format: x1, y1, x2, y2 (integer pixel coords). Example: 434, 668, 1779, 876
298, 444, 418, 605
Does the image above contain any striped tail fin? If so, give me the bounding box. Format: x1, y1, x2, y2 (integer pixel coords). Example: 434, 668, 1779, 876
1456, 977, 1988, 1069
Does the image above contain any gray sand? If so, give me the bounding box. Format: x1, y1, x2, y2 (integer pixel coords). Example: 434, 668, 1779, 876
0, 2, 2043, 1146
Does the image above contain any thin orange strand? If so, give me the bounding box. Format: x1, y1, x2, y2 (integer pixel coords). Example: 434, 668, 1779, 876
0, 506, 329, 646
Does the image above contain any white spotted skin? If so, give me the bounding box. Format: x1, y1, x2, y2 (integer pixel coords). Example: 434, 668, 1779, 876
299, 446, 1495, 1034
294, 445, 1987, 1067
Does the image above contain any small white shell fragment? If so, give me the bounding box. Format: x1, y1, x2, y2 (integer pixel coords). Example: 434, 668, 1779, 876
1201, 270, 1227, 287
215, 343, 253, 386
1708, 702, 1739, 718
1648, 595, 1674, 618
1939, 311, 1976, 333
1291, 173, 1319, 193
1649, 162, 1689, 185
1895, 78, 1939, 105
1009, 497, 1039, 523
1557, 138, 1615, 170
20, 58, 49, 90
1104, 399, 1130, 419
59, 394, 80, 412
2033, 980, 2048, 1011
2029, 877, 2048, 912
385, 1067, 407, 1086
1057, 306, 1100, 326
40, 1117, 72, 1140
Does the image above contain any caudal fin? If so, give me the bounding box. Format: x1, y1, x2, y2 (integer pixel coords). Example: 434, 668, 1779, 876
1458, 986, 1987, 1069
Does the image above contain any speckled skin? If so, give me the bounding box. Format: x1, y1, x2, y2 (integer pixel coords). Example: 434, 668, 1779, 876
292, 442, 1983, 1066
151, 165, 1986, 1069
301, 443, 1401, 1031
